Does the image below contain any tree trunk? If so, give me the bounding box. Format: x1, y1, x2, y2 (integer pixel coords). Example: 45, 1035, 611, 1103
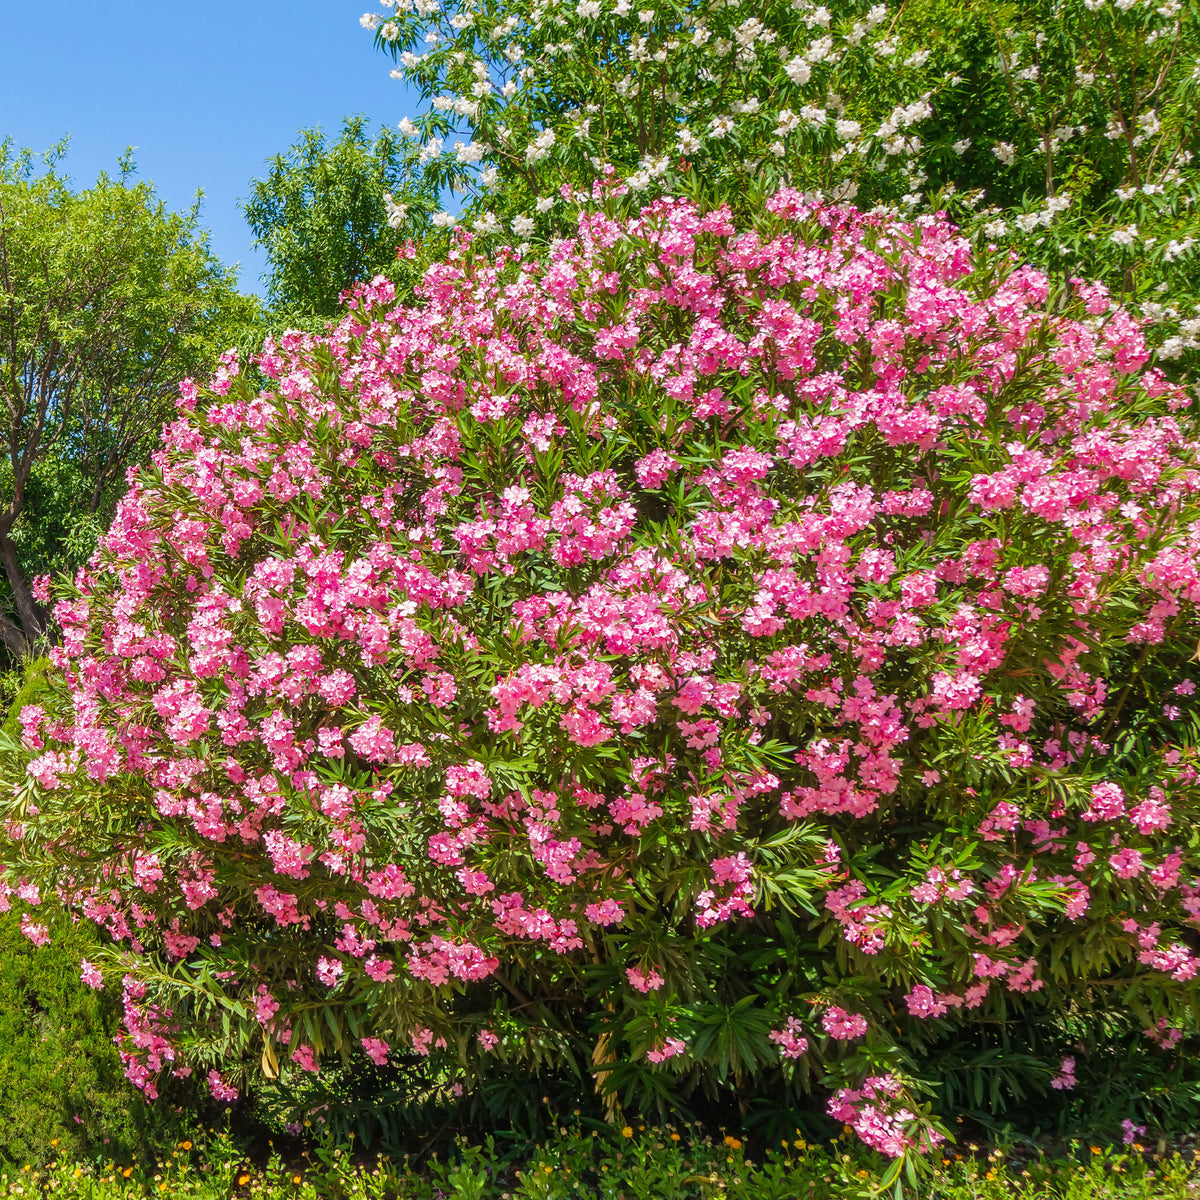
0, 533, 44, 655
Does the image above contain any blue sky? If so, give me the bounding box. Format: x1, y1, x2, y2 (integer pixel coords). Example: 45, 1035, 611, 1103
0, 0, 417, 296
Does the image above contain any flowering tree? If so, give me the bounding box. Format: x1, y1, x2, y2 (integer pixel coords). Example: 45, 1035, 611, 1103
5, 180, 1200, 1160
365, 0, 1200, 365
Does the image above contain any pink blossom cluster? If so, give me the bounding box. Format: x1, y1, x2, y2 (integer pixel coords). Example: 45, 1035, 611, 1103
6, 181, 1200, 1151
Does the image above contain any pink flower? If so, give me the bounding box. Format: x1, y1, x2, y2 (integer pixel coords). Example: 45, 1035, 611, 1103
1121, 1118, 1146, 1145
626, 965, 665, 992
20, 917, 49, 946
1110, 848, 1146, 879
646, 1037, 687, 1063
316, 956, 344, 987
822, 1007, 869, 1040
291, 1044, 319, 1073
904, 985, 948, 1020
361, 1037, 390, 1066
80, 960, 104, 989
769, 1017, 809, 1059
1050, 1055, 1076, 1090
207, 1070, 238, 1102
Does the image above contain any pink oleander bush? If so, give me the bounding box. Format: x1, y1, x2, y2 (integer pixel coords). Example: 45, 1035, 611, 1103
5, 178, 1200, 1157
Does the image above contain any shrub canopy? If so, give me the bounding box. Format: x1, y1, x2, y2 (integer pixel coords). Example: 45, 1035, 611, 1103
6, 182, 1200, 1156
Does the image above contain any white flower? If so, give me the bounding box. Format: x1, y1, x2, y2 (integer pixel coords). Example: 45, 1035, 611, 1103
708, 115, 735, 138
418, 138, 444, 164
430, 212, 457, 227
835, 119, 861, 139
454, 140, 485, 164
800, 105, 827, 127
735, 17, 764, 47
473, 212, 502, 234
613, 0, 631, 11
830, 179, 858, 201
1110, 224, 1138, 246
784, 56, 811, 84
360, 12, 380, 28
1165, 238, 1197, 261
952, 138, 971, 154
383, 193, 408, 230
479, 166, 500, 188
535, 196, 556, 213
906, 48, 930, 66
677, 128, 701, 153
806, 35, 834, 62
449, 12, 473, 28
992, 141, 1016, 166
511, 215, 536, 237
805, 5, 831, 26
983, 219, 1008, 237
525, 128, 557, 163
775, 109, 802, 136
1137, 109, 1162, 136
638, 8, 654, 20
577, 0, 601, 15
769, 140, 786, 157
398, 117, 420, 137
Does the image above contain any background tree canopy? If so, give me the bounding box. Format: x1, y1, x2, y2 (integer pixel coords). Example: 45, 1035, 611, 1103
241, 115, 437, 321
0, 141, 258, 660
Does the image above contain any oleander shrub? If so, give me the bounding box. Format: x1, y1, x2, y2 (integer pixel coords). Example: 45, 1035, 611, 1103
7, 181, 1200, 1158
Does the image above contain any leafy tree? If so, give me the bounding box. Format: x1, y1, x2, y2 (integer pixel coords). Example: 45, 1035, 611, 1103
0, 141, 258, 658
242, 115, 437, 320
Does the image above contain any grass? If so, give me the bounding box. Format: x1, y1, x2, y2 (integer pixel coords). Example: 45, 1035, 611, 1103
1, 1126, 1198, 1199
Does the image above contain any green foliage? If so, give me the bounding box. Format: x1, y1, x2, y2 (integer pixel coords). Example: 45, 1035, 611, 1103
242, 115, 440, 320
0, 139, 260, 661
0, 656, 49, 741
0, 908, 191, 1165
2, 1125, 1199, 1200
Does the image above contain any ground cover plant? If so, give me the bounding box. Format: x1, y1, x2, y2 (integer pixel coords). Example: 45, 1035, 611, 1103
5, 170, 1200, 1170
2, 1126, 1200, 1200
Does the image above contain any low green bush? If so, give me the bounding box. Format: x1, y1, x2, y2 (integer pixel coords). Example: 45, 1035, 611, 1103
0, 906, 193, 1165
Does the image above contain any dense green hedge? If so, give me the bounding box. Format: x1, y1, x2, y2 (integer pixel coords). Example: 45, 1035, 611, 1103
0, 906, 194, 1165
